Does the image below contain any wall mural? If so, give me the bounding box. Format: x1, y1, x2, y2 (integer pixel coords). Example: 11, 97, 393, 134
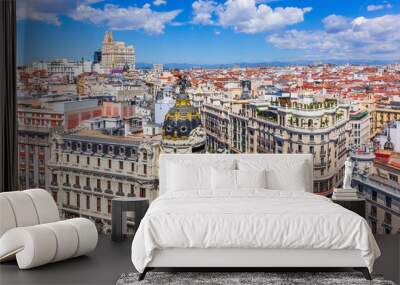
16, 0, 400, 234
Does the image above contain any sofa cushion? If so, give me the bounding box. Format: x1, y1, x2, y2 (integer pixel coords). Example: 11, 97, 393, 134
0, 192, 39, 227
24, 189, 59, 224
0, 196, 17, 238
0, 218, 98, 269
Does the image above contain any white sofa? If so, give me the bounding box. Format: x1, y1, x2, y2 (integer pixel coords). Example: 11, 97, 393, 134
0, 189, 98, 269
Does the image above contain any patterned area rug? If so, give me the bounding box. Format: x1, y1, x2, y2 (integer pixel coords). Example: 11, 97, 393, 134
116, 271, 395, 285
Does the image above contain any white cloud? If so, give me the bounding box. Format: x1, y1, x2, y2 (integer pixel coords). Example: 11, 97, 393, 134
322, 14, 350, 32
218, 0, 312, 33
17, 0, 179, 34
192, 0, 218, 25
71, 4, 181, 34
267, 14, 400, 59
367, 4, 392, 11
16, 0, 104, 26
153, 0, 167, 6
191, 0, 311, 33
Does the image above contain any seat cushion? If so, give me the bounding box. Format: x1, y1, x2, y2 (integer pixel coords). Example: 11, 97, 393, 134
0, 196, 17, 237
0, 192, 39, 227
24, 189, 59, 224
0, 218, 98, 269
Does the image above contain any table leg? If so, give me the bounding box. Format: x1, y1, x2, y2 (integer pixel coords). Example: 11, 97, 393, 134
134, 202, 149, 232
111, 201, 123, 242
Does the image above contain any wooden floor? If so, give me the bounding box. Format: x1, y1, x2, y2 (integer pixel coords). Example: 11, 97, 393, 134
0, 234, 398, 285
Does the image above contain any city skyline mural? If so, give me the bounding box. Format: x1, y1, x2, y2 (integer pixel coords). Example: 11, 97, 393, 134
16, 0, 400, 235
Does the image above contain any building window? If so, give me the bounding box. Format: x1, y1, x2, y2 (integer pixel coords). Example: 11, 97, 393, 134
119, 161, 123, 170
67, 192, 70, 206
385, 196, 392, 208
107, 180, 111, 189
310, 135, 314, 142
384, 212, 392, 225
108, 159, 111, 169
371, 205, 377, 217
309, 146, 314, 154
87, 157, 90, 165
298, 145, 302, 153
97, 158, 101, 167
389, 174, 398, 183
77, 193, 80, 208
52, 191, 57, 203
86, 195, 90, 209
108, 199, 112, 214
298, 134, 302, 140
130, 185, 135, 196
76, 155, 80, 164
75, 176, 80, 186
118, 182, 123, 192
56, 153, 59, 162
143, 164, 147, 175
97, 197, 101, 212
86, 177, 90, 187
140, 188, 146, 197
97, 179, 101, 189
131, 163, 135, 172
372, 191, 377, 202
66, 154, 70, 162
143, 151, 147, 161
371, 221, 377, 234
52, 174, 57, 184
65, 174, 70, 184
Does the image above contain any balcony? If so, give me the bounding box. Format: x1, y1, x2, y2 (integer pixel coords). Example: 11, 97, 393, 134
72, 184, 81, 189
94, 187, 102, 193
104, 189, 113, 195
83, 185, 91, 191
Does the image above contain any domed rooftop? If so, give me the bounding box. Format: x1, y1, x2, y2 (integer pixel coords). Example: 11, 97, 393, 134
163, 76, 201, 139
383, 125, 394, 151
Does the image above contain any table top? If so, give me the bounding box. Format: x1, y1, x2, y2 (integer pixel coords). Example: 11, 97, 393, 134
112, 197, 149, 202
332, 197, 365, 202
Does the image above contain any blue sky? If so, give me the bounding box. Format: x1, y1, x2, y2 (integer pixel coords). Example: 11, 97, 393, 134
17, 0, 400, 65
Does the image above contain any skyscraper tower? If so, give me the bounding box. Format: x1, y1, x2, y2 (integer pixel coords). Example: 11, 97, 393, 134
100, 31, 135, 71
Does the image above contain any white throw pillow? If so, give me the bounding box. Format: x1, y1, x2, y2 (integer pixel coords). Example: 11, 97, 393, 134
167, 162, 211, 191
211, 167, 237, 191
236, 169, 268, 189
266, 162, 307, 191
237, 158, 309, 191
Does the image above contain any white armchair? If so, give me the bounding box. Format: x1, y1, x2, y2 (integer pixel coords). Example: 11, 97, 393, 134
0, 189, 98, 269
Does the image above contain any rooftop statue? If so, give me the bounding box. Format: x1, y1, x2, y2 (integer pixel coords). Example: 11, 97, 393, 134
176, 75, 191, 94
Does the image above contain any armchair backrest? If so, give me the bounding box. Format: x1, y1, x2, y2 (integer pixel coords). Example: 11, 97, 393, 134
0, 189, 60, 237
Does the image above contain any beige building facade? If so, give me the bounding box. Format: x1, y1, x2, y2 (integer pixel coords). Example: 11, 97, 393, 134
47, 129, 160, 232
101, 32, 135, 71
202, 97, 351, 194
